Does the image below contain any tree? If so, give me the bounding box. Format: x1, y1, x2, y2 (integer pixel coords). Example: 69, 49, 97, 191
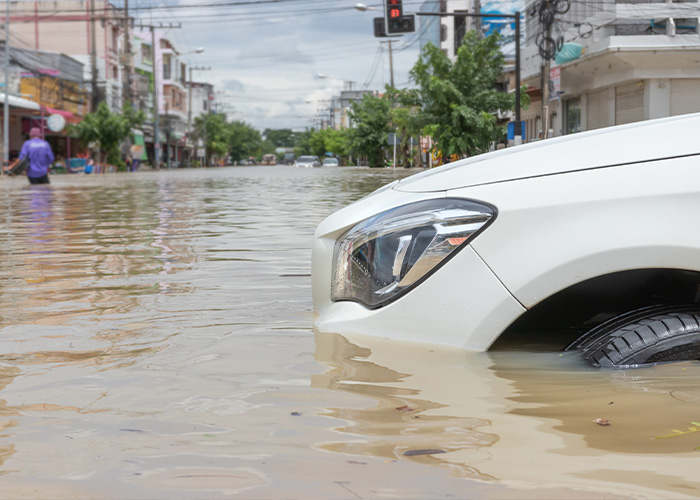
347, 93, 391, 167
411, 32, 529, 158
193, 113, 229, 164
69, 102, 144, 167
228, 120, 262, 162
263, 128, 297, 148
385, 87, 424, 167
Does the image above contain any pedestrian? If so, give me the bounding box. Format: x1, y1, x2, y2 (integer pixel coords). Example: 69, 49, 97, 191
17, 128, 54, 184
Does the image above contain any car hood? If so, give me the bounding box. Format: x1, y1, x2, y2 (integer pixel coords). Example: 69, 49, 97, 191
395, 114, 700, 193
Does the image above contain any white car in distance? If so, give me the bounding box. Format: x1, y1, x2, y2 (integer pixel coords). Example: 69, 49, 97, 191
294, 156, 321, 168
311, 114, 700, 369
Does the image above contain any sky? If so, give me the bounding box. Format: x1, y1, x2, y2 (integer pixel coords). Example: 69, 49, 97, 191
130, 0, 425, 132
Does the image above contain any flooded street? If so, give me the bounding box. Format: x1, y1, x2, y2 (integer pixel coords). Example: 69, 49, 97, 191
0, 166, 699, 499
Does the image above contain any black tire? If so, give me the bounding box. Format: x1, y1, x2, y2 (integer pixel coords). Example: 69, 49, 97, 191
567, 305, 700, 368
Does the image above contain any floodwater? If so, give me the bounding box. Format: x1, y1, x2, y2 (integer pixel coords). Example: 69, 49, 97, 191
0, 166, 699, 499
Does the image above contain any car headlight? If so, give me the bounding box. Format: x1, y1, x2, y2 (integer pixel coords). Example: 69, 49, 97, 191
331, 198, 496, 308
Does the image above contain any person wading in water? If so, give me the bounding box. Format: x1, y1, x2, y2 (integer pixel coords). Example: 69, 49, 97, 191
15, 127, 55, 184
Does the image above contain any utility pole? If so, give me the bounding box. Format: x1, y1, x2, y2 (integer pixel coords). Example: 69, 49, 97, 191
132, 22, 181, 169
123, 0, 131, 107
3, 0, 9, 167
90, 0, 98, 111
541, 0, 553, 140
380, 40, 395, 88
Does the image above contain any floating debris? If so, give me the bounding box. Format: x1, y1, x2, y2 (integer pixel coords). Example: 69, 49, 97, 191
653, 422, 700, 439
404, 449, 446, 456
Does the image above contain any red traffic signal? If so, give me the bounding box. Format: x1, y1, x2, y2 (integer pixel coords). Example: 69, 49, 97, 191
385, 0, 403, 20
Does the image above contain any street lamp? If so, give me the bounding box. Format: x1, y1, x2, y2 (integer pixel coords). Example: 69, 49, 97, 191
154, 46, 204, 169
354, 3, 378, 12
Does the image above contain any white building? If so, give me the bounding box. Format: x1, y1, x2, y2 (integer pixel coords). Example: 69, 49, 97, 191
519, 0, 700, 142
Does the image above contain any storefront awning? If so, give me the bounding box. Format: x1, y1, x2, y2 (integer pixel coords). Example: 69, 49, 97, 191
0, 93, 40, 111
44, 107, 74, 119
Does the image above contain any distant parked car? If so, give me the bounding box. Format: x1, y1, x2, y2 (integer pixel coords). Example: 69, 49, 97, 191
294, 156, 321, 168
312, 114, 700, 369
322, 157, 340, 167
262, 154, 277, 165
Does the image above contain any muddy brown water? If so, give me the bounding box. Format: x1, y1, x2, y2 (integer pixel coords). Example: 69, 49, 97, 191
0, 166, 698, 499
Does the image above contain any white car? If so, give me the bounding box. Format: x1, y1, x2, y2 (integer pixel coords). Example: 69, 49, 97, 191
294, 155, 321, 168
312, 114, 700, 369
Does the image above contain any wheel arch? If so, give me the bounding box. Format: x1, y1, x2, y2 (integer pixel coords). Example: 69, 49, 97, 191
489, 267, 700, 352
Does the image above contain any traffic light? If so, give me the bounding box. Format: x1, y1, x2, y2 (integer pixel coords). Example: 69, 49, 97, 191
386, 0, 403, 22
389, 14, 415, 34
374, 17, 387, 37
384, 0, 415, 34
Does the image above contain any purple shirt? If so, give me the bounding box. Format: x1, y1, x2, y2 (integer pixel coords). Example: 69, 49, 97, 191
20, 138, 55, 178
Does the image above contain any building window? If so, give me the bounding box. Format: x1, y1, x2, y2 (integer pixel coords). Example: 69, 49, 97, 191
112, 27, 119, 53
141, 44, 152, 64
163, 55, 172, 80
565, 98, 581, 135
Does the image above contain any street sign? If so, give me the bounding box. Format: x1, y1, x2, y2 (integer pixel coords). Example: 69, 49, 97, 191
47, 113, 66, 132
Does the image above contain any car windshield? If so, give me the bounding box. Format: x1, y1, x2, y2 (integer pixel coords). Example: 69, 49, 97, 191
298, 156, 315, 162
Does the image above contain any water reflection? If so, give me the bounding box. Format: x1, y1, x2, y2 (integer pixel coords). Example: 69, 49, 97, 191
313, 329, 700, 498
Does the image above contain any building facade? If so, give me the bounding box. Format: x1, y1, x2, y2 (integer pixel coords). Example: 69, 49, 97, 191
519, 0, 700, 142
1, 0, 126, 112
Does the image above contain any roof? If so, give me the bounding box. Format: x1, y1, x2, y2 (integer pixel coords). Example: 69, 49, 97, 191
0, 93, 40, 111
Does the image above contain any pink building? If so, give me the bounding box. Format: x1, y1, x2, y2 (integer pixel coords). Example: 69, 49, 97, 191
1, 0, 126, 111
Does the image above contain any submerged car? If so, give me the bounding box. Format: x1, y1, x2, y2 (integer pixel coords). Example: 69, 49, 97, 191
294, 155, 321, 168
312, 114, 700, 369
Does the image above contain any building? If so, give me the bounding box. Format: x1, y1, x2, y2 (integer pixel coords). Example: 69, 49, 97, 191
1, 0, 126, 112
328, 90, 375, 130
188, 81, 214, 164
519, 0, 700, 142
0, 46, 86, 162
152, 34, 190, 168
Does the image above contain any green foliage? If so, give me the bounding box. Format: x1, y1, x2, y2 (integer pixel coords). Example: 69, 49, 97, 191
193, 114, 263, 162
293, 128, 314, 158
385, 87, 424, 167
263, 128, 298, 147
69, 102, 144, 165
410, 32, 529, 158
347, 93, 392, 167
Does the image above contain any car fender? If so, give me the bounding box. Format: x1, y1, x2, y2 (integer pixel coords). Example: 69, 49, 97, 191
456, 155, 700, 309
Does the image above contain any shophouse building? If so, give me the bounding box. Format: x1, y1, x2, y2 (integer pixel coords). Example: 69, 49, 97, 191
519, 0, 700, 142
0, 47, 86, 163
1, 0, 126, 112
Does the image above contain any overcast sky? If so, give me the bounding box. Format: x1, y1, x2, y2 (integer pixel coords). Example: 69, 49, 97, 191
133, 0, 424, 131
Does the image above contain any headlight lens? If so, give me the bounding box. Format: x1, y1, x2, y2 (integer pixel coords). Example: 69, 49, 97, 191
331, 198, 496, 308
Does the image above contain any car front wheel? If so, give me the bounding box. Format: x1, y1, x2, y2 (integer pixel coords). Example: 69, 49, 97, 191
567, 305, 700, 368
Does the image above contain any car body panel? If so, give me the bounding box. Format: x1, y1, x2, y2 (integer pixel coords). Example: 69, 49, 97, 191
461, 154, 700, 308
394, 113, 700, 193
312, 114, 700, 350
312, 243, 526, 350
